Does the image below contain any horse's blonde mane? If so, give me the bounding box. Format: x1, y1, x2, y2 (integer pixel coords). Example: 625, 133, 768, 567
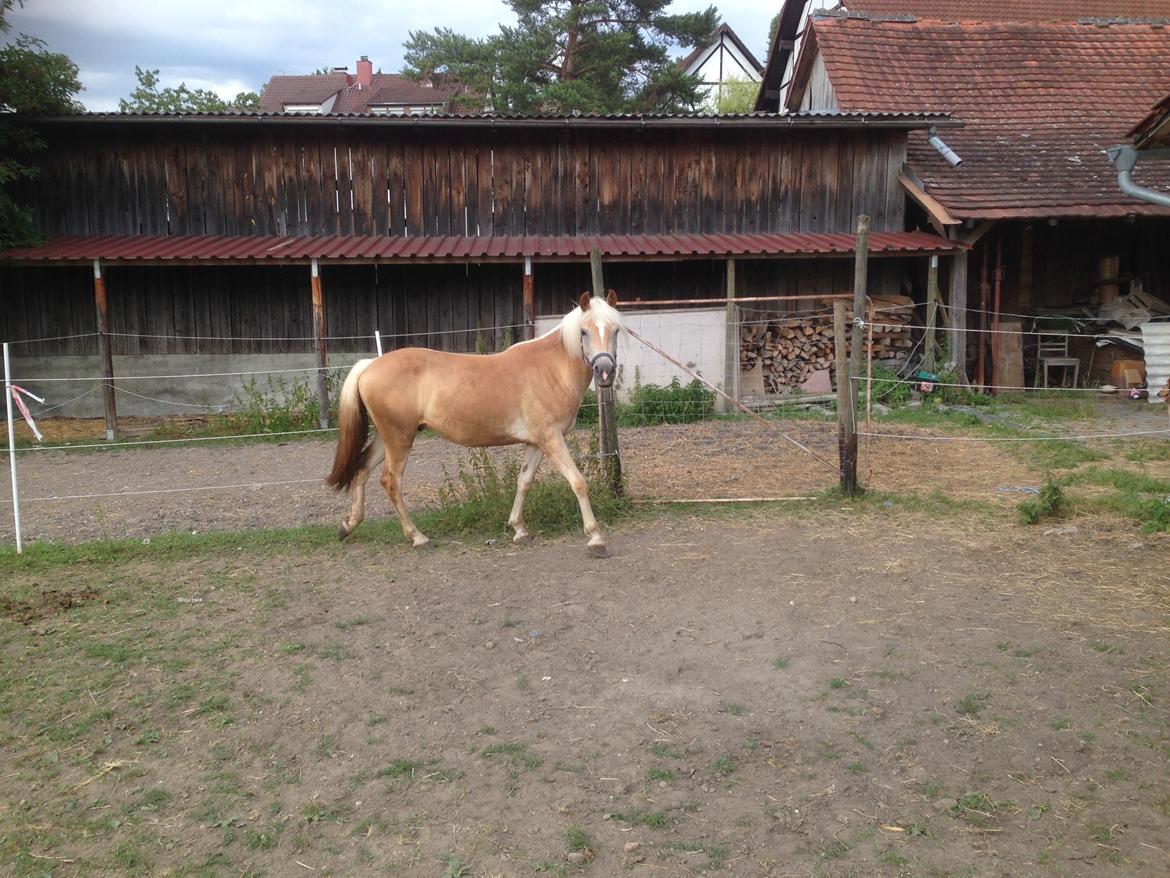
559, 296, 625, 358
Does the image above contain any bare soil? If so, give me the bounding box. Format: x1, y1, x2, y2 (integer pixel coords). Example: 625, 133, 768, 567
1, 508, 1168, 876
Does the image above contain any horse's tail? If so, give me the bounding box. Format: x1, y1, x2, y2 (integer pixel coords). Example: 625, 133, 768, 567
326, 358, 375, 491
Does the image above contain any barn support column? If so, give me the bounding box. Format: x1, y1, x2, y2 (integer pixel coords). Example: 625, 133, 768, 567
948, 249, 969, 382
718, 258, 736, 414
92, 259, 118, 441
310, 259, 330, 429
522, 257, 535, 340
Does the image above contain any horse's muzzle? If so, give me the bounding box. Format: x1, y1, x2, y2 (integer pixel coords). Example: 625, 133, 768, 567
589, 352, 616, 388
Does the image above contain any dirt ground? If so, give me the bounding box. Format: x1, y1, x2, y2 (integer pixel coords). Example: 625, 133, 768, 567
1, 507, 1169, 876
6, 405, 1166, 545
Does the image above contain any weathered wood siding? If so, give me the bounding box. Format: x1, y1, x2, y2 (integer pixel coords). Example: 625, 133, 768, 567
1, 259, 903, 357
23, 123, 907, 238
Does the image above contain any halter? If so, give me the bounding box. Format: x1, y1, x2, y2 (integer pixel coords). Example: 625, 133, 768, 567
585, 350, 616, 372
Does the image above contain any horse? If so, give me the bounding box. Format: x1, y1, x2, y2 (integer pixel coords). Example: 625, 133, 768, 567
326, 291, 623, 556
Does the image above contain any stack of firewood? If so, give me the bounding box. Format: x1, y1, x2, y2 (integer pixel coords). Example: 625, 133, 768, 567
739, 295, 915, 394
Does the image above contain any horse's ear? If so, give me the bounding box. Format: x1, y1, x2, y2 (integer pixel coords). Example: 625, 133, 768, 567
579, 291, 591, 312
606, 289, 618, 307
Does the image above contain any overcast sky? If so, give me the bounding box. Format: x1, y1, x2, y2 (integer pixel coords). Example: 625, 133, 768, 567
7, 0, 779, 111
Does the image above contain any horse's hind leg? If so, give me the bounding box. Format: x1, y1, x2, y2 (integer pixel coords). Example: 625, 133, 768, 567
508, 444, 544, 545
338, 434, 385, 541
379, 434, 431, 549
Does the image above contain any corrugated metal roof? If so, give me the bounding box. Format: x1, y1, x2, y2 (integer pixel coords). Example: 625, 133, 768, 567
1141, 323, 1170, 404
0, 232, 958, 264
24, 110, 956, 129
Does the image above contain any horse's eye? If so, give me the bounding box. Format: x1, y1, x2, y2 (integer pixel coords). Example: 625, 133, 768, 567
581, 330, 587, 337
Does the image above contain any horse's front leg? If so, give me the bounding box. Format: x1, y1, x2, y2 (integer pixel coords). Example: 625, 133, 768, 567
508, 444, 544, 544
338, 435, 384, 541
540, 434, 607, 557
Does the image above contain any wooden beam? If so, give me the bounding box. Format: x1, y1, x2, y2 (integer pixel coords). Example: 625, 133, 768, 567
522, 257, 535, 340
898, 173, 960, 228
834, 301, 857, 496
310, 258, 330, 428
92, 259, 118, 441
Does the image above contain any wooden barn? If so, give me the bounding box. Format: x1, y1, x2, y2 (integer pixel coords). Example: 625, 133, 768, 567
0, 111, 957, 417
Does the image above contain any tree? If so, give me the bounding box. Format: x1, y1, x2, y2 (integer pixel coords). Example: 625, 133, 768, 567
0, 1, 84, 247
118, 66, 259, 113
404, 0, 721, 114
713, 75, 759, 115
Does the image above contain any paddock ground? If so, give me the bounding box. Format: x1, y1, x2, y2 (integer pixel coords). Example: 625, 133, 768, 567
2, 503, 1169, 876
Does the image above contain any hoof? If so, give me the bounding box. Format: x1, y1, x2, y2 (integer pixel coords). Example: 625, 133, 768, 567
587, 542, 609, 558
413, 538, 435, 551
512, 533, 533, 546
338, 524, 352, 542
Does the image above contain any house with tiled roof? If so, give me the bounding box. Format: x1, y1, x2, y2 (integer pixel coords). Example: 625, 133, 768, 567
677, 24, 764, 110
259, 56, 463, 115
758, 7, 1170, 385
756, 0, 1170, 116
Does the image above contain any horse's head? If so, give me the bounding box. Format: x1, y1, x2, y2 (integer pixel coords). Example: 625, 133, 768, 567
576, 290, 622, 388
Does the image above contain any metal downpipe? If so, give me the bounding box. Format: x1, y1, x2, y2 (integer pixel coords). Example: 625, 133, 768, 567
1106, 145, 1170, 209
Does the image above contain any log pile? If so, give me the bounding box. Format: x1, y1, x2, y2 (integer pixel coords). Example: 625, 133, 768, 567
739, 296, 915, 394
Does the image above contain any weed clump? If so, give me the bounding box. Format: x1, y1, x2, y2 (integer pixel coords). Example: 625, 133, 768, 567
1018, 480, 1068, 525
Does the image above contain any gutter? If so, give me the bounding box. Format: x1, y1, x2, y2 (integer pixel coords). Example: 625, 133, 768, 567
1106, 145, 1170, 208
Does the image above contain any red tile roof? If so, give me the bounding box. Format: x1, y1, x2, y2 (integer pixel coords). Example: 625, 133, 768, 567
0, 232, 957, 265
259, 73, 463, 114
840, 0, 1170, 20
794, 17, 1170, 218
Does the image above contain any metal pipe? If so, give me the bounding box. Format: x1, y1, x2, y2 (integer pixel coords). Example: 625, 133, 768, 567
1107, 145, 1170, 208
928, 127, 963, 167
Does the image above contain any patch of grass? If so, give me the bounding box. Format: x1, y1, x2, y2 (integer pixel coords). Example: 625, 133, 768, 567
712, 753, 737, 775
772, 657, 789, 670
879, 849, 909, 868
440, 853, 473, 878
610, 808, 669, 828
378, 759, 422, 780
1049, 718, 1072, 731
1125, 441, 1170, 463
952, 791, 1009, 825
846, 761, 866, 774
565, 825, 593, 852
820, 839, 850, 860
650, 742, 682, 759
315, 642, 348, 661
828, 677, 848, 690
480, 741, 542, 770
647, 767, 675, 782
718, 701, 746, 716
429, 442, 632, 541
1027, 440, 1105, 470
957, 692, 989, 717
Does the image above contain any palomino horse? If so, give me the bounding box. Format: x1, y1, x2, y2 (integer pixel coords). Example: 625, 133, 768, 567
326, 291, 622, 555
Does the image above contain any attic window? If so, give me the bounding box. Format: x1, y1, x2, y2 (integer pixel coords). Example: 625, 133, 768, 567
283, 103, 323, 114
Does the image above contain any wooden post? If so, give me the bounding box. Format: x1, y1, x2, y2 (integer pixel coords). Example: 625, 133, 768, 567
589, 247, 621, 496
849, 215, 870, 383
92, 259, 117, 442
719, 258, 736, 414
924, 255, 939, 373
310, 258, 330, 428
522, 256, 535, 341
834, 301, 858, 495
948, 248, 969, 382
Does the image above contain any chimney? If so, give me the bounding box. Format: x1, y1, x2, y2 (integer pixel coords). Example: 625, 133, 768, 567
356, 56, 373, 89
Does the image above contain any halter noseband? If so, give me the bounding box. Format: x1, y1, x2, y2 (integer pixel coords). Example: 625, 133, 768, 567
585, 350, 616, 371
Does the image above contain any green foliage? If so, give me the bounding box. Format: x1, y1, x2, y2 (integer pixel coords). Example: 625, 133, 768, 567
575, 388, 598, 426
619, 377, 714, 426
403, 0, 720, 114
713, 75, 759, 114
0, 21, 83, 248
221, 374, 338, 434
118, 65, 259, 113
433, 439, 628, 537
868, 365, 911, 405
1018, 480, 1068, 526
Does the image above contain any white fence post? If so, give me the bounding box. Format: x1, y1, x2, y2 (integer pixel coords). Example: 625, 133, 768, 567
4, 343, 23, 553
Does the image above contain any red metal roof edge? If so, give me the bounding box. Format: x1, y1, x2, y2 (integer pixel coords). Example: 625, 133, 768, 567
1, 232, 958, 264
